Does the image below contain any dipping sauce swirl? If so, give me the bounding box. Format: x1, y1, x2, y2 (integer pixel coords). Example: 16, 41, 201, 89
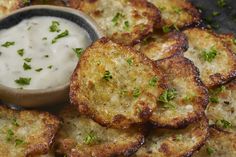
0, 16, 92, 89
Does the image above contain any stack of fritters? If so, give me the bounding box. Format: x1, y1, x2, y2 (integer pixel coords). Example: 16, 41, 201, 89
1, 0, 236, 157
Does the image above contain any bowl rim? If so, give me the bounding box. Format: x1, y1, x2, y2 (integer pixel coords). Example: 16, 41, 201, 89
0, 5, 104, 95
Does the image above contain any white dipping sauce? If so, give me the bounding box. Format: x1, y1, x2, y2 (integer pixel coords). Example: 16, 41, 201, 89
0, 16, 92, 89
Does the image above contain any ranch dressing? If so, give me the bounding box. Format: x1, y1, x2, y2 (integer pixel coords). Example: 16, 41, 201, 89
0, 16, 92, 89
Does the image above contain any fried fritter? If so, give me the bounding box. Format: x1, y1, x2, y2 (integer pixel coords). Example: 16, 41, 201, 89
147, 0, 200, 28
31, 0, 66, 6
206, 80, 236, 133
182, 28, 236, 88
192, 127, 236, 157
70, 38, 165, 129
0, 106, 60, 157
74, 0, 160, 45
55, 105, 144, 157
150, 56, 208, 128
0, 0, 25, 16
135, 31, 188, 61
134, 117, 209, 157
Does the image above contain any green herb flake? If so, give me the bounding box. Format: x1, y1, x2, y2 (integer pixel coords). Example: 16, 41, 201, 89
209, 97, 219, 103
173, 7, 182, 14
52, 30, 69, 44
35, 68, 43, 72
123, 21, 130, 30
206, 146, 214, 155
24, 58, 32, 62
47, 65, 53, 69
212, 11, 220, 16
202, 46, 217, 62
6, 129, 14, 141
158, 88, 177, 109
232, 38, 236, 45
112, 12, 125, 26
12, 118, 19, 127
103, 70, 112, 81
15, 139, 24, 146
15, 77, 31, 86
49, 21, 61, 32
126, 58, 133, 65
42, 37, 47, 40
44, 55, 49, 58
73, 48, 84, 59
23, 63, 32, 71
2, 41, 15, 48
175, 134, 183, 141
83, 131, 97, 145
217, 0, 227, 8
149, 76, 158, 87
133, 87, 141, 98
17, 49, 25, 57
162, 25, 171, 33
216, 119, 232, 129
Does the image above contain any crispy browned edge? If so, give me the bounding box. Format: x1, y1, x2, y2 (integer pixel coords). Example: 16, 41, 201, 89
0, 105, 60, 156
70, 37, 166, 129
68, 0, 161, 46
148, 56, 208, 129
136, 116, 209, 157
182, 28, 236, 88
139, 31, 188, 61
30, 0, 66, 6
56, 105, 145, 157
155, 0, 201, 29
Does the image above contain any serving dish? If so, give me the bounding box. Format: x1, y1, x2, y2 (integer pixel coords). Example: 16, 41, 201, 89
0, 5, 103, 108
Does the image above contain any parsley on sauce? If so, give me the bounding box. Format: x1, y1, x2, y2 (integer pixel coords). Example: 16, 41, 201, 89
15, 77, 31, 86
73, 48, 84, 59
17, 49, 25, 57
49, 21, 61, 32
2, 41, 15, 48
52, 30, 69, 44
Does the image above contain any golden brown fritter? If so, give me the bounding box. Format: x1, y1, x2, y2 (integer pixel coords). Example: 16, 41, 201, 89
55, 105, 144, 157
72, 0, 161, 45
134, 117, 209, 157
150, 56, 208, 128
192, 128, 236, 157
0, 106, 60, 157
135, 31, 188, 61
31, 0, 66, 6
147, 0, 201, 28
206, 80, 236, 133
182, 28, 236, 88
70, 38, 166, 129
0, 0, 26, 17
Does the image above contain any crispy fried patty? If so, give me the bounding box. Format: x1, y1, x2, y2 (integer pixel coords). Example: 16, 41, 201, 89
55, 105, 144, 157
0, 0, 25, 16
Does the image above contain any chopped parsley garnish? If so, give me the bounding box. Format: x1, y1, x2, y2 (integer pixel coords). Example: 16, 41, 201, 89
202, 46, 217, 62
49, 21, 61, 32
47, 65, 53, 69
123, 21, 130, 30
126, 58, 133, 65
217, 0, 227, 8
52, 30, 69, 44
2, 41, 15, 48
12, 118, 19, 127
23, 63, 32, 70
17, 49, 25, 57
206, 146, 214, 155
73, 48, 84, 59
133, 87, 141, 98
24, 58, 32, 62
149, 76, 158, 87
6, 129, 14, 141
44, 55, 49, 58
15, 77, 31, 86
158, 88, 177, 109
42, 37, 47, 40
15, 139, 24, 146
84, 131, 97, 145
212, 11, 220, 16
112, 12, 125, 26
103, 71, 112, 81
175, 134, 183, 141
35, 68, 43, 72
162, 25, 171, 33
216, 119, 232, 129
183, 93, 196, 102
232, 38, 236, 45
173, 7, 182, 14
209, 97, 219, 103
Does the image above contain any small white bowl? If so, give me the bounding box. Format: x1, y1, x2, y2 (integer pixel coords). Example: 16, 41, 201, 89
0, 5, 103, 107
